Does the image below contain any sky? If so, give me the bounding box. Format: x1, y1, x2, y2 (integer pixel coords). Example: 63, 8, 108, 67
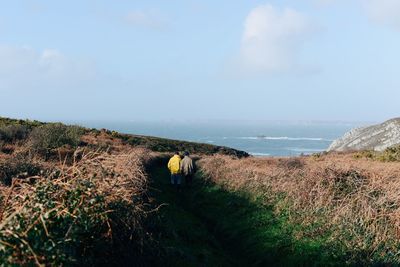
0, 0, 399, 122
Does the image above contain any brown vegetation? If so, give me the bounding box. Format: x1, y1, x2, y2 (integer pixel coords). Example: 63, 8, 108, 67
199, 152, 400, 263
0, 147, 153, 265
0, 116, 250, 265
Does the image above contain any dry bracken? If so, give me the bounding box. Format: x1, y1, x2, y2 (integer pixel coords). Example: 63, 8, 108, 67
0, 148, 152, 266
199, 153, 400, 263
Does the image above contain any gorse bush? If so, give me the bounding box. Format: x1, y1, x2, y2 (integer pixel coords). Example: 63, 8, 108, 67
353, 145, 400, 162
377, 145, 400, 162
29, 123, 85, 157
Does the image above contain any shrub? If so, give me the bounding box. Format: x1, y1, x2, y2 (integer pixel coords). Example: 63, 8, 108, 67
353, 146, 400, 162
277, 158, 305, 169
0, 149, 152, 266
378, 145, 400, 162
321, 168, 367, 199
29, 123, 85, 157
111, 132, 249, 158
0, 117, 44, 129
0, 156, 41, 185
353, 150, 375, 159
0, 124, 30, 142
1, 143, 14, 154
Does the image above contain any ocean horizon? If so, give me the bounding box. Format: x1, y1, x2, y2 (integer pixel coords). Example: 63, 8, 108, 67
68, 120, 368, 157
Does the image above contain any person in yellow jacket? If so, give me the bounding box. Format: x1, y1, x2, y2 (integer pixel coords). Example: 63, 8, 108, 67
168, 152, 182, 191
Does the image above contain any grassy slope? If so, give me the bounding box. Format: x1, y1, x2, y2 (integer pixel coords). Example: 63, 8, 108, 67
148, 159, 346, 267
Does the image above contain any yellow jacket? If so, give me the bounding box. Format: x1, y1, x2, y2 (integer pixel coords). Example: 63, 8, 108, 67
168, 155, 181, 174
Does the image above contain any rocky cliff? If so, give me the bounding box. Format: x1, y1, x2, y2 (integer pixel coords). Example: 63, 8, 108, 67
328, 118, 400, 152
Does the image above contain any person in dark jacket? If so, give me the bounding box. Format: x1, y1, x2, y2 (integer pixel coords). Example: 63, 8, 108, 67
180, 151, 196, 186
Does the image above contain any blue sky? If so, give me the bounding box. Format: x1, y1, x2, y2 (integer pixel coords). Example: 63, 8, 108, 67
0, 0, 399, 122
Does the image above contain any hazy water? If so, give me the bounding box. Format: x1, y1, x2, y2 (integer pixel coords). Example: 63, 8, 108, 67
73, 121, 364, 157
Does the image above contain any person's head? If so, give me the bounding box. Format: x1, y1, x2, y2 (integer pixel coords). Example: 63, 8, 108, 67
184, 151, 189, 157
174, 151, 180, 156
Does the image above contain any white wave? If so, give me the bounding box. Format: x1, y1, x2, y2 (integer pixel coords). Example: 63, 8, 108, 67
238, 136, 333, 141
249, 152, 271, 156
287, 148, 325, 152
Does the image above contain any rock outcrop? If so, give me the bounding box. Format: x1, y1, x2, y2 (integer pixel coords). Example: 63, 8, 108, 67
328, 118, 400, 152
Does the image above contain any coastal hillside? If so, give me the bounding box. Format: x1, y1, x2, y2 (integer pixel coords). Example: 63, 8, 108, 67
2, 116, 400, 265
0, 117, 248, 158
328, 118, 400, 152
0, 117, 248, 266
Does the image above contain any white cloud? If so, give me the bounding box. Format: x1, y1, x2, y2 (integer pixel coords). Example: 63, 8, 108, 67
362, 0, 400, 30
0, 45, 96, 91
239, 4, 313, 74
124, 10, 168, 30
0, 45, 127, 120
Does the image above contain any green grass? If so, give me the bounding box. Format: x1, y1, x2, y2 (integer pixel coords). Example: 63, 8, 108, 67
148, 159, 349, 267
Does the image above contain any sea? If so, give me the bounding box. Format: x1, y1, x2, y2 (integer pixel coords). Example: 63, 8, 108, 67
72, 120, 367, 157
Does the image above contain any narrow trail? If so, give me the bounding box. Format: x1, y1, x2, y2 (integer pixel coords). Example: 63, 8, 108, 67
148, 159, 343, 267
148, 161, 243, 267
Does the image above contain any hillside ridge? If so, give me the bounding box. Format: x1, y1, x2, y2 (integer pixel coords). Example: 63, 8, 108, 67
0, 116, 249, 158
328, 118, 400, 152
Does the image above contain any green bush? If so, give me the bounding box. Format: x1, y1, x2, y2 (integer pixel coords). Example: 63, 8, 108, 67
354, 145, 400, 162
0, 117, 43, 129
29, 123, 85, 157
0, 124, 30, 142
378, 145, 400, 162
0, 151, 152, 266
353, 150, 375, 159
0, 179, 111, 265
